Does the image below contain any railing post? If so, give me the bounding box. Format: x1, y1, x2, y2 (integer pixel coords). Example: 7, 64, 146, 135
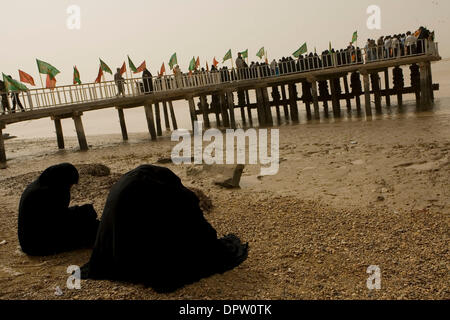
26, 91, 33, 110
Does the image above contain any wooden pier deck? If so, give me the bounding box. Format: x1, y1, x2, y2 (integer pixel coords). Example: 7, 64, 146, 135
0, 42, 442, 169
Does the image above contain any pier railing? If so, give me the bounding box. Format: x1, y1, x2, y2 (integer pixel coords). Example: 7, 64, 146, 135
0, 39, 439, 114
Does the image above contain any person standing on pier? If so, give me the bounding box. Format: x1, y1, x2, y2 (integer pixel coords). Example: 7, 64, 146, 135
235, 52, 247, 80
405, 31, 417, 55
142, 68, 153, 94
0, 80, 11, 114
114, 68, 126, 97
10, 91, 25, 112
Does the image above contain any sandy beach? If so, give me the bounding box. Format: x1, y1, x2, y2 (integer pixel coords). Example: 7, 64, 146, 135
0, 61, 449, 300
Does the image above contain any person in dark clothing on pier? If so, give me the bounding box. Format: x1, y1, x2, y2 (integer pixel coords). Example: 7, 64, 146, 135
142, 68, 153, 94
81, 165, 248, 293
114, 68, 126, 97
7, 75, 25, 112
0, 80, 11, 115
18, 163, 99, 256
11, 92, 25, 112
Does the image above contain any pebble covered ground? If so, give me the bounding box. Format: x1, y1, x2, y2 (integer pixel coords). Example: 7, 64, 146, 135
0, 112, 449, 300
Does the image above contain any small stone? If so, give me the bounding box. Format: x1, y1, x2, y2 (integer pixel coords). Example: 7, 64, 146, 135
0, 240, 6, 245
54, 286, 63, 296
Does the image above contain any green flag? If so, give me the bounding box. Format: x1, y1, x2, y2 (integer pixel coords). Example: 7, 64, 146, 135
36, 59, 60, 79
188, 56, 196, 71
73, 66, 81, 85
292, 43, 307, 58
2, 73, 28, 92
352, 31, 358, 44
256, 47, 265, 59
222, 49, 232, 63
128, 56, 137, 73
99, 59, 112, 74
169, 53, 178, 69
240, 49, 248, 59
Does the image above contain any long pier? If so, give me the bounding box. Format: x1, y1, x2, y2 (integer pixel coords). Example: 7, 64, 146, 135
0, 40, 442, 168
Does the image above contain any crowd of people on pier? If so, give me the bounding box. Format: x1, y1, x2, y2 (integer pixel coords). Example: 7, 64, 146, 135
364, 26, 434, 62
147, 26, 435, 93
0, 26, 436, 115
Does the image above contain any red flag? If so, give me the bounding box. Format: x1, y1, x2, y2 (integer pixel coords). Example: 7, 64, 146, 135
136, 61, 146, 73
195, 56, 200, 69
160, 63, 166, 75
46, 74, 56, 89
18, 70, 35, 86
120, 62, 127, 75
95, 66, 103, 83
213, 57, 219, 67
206, 61, 209, 72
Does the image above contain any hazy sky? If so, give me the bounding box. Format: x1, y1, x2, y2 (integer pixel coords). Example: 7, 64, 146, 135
1, 0, 448, 86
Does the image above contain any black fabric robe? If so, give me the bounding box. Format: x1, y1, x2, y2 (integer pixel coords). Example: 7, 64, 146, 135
82, 165, 248, 293
18, 163, 99, 256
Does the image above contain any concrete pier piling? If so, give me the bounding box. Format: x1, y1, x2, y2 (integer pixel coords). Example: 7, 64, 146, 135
144, 102, 157, 141
72, 112, 88, 151
52, 116, 65, 148
116, 108, 128, 141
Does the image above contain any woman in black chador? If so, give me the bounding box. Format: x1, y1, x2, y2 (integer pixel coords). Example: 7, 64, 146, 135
18, 163, 99, 256
81, 165, 248, 293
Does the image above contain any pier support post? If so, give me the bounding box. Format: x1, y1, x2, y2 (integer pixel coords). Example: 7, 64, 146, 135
255, 87, 266, 126
371, 73, 382, 114
261, 86, 274, 126
419, 62, 432, 108
168, 101, 178, 130
154, 102, 163, 136
162, 101, 171, 131
362, 71, 372, 117
116, 108, 128, 141
200, 96, 211, 128
245, 90, 253, 127
144, 103, 157, 141
329, 78, 340, 117
0, 123, 6, 169
343, 75, 352, 112
188, 97, 197, 131
226, 91, 237, 129
72, 113, 88, 151
309, 79, 320, 120
219, 93, 230, 127
288, 84, 299, 122
52, 117, 65, 149
384, 69, 391, 107
280, 85, 290, 121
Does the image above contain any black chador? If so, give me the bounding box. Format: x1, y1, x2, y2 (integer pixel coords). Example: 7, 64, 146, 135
18, 163, 99, 256
82, 165, 248, 293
